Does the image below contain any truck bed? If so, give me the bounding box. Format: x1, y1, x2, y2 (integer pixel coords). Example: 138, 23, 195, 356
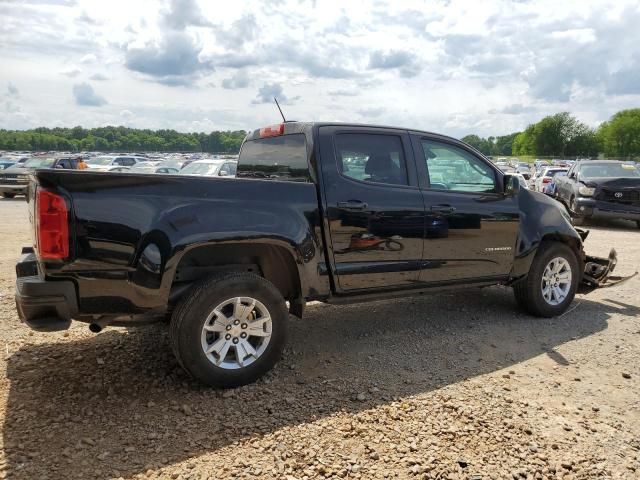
28, 169, 329, 320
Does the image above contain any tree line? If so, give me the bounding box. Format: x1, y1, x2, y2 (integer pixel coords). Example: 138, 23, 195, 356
462, 109, 640, 159
0, 126, 247, 153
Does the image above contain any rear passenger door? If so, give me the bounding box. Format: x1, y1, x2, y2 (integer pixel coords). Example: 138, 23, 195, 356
318, 126, 425, 292
411, 135, 520, 283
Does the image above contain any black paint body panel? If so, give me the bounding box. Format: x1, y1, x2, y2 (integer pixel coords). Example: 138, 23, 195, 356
26, 122, 584, 321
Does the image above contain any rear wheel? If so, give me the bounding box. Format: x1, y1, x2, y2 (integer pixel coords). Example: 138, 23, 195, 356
170, 272, 288, 388
513, 241, 579, 317
2, 193, 15, 199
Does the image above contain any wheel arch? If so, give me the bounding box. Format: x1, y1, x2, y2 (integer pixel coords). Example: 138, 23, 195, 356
165, 241, 304, 316
510, 231, 585, 283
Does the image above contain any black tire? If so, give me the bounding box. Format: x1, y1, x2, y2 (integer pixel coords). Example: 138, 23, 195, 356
170, 272, 288, 388
636, 220, 640, 230
2, 193, 15, 199
513, 241, 579, 317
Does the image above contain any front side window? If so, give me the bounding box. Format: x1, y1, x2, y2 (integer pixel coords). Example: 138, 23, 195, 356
422, 140, 496, 193
334, 133, 408, 186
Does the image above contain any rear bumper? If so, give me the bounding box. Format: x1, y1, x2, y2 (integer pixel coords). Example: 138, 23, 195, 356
15, 252, 77, 331
574, 197, 640, 221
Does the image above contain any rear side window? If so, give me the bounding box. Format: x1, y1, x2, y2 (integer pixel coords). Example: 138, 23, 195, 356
334, 133, 408, 186
238, 134, 309, 181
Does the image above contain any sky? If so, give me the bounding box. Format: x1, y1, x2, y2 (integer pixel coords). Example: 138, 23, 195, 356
1, 0, 639, 138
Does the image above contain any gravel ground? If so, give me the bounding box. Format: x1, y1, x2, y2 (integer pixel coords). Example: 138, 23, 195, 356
0, 198, 639, 480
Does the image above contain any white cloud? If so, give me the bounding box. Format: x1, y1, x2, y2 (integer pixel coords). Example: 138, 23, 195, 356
0, 0, 638, 136
72, 82, 107, 106
80, 53, 98, 64
7, 83, 20, 97
59, 66, 82, 77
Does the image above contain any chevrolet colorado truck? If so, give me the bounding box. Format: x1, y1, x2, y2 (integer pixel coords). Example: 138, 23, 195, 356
554, 160, 640, 227
15, 122, 621, 387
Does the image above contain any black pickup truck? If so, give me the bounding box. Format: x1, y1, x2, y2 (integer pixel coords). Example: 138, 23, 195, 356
554, 160, 640, 227
15, 122, 621, 387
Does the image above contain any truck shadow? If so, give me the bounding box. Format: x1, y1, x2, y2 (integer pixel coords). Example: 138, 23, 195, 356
3, 288, 637, 479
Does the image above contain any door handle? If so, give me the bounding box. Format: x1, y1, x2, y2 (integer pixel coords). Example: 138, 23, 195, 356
337, 200, 368, 211
430, 205, 456, 214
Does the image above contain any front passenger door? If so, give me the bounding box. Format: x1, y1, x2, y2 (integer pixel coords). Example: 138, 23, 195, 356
412, 136, 520, 283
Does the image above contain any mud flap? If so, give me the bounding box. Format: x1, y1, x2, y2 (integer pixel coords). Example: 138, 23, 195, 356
580, 248, 638, 293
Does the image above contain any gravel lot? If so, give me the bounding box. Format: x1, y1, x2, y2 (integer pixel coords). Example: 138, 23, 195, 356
0, 198, 638, 480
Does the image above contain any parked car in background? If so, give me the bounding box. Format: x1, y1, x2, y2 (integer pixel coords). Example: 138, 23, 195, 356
533, 160, 550, 170
179, 159, 237, 177
555, 160, 640, 227
534, 167, 568, 192
543, 170, 567, 196
515, 162, 532, 180
0, 156, 81, 198
111, 162, 181, 175
129, 161, 162, 173
0, 159, 17, 170
86, 155, 147, 171
514, 173, 529, 189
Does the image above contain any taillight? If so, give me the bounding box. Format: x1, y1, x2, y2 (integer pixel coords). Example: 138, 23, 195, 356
542, 177, 551, 183
259, 123, 284, 138
36, 189, 69, 260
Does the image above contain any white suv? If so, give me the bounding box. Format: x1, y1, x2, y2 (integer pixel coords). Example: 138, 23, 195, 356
86, 155, 148, 171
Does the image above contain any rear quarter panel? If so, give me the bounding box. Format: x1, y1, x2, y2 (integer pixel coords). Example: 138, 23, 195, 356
34, 170, 329, 315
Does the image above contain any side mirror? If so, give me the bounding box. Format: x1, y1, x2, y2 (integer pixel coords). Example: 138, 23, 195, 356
503, 174, 520, 197
218, 170, 229, 177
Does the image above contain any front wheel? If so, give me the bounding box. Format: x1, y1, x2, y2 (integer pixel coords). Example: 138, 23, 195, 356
513, 241, 579, 317
170, 272, 288, 388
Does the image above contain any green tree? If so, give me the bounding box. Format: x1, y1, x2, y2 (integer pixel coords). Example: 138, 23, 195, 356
461, 134, 491, 155
0, 126, 247, 153
598, 109, 640, 159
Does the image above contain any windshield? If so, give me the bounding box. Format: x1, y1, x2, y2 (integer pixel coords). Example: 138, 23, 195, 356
24, 157, 56, 168
88, 157, 114, 165
179, 162, 221, 175
580, 163, 640, 178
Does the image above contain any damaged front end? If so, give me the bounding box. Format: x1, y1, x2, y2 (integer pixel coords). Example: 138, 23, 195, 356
576, 228, 637, 292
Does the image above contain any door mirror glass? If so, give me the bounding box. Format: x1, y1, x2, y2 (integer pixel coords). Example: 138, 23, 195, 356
503, 174, 520, 197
